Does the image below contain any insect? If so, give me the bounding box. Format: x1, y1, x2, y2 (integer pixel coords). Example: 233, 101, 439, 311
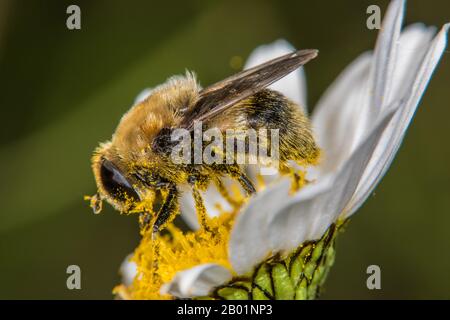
88, 49, 320, 234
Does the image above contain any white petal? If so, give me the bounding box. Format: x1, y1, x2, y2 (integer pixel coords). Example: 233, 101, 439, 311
178, 185, 201, 229
273, 107, 398, 251
369, 0, 405, 117
389, 23, 436, 105
160, 264, 231, 298
348, 24, 435, 176
244, 39, 308, 111
120, 254, 137, 286
230, 105, 397, 274
229, 178, 298, 275
266, 176, 334, 250
133, 88, 153, 105
346, 23, 449, 217
312, 52, 372, 176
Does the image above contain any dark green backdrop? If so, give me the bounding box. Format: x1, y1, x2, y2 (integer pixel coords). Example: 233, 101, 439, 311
0, 0, 448, 299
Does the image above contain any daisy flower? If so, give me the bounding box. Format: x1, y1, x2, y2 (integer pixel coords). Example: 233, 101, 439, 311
114, 0, 448, 300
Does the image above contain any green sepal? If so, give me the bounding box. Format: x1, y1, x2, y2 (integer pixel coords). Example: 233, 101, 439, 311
216, 286, 249, 300
272, 263, 295, 300
208, 223, 342, 300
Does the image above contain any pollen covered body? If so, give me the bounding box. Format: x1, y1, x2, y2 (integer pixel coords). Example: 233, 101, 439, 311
89, 49, 320, 233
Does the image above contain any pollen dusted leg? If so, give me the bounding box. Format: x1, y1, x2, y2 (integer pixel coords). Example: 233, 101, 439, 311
86, 192, 103, 214
151, 184, 179, 234
214, 178, 242, 208
236, 172, 256, 196
218, 164, 256, 196
191, 186, 210, 231
188, 175, 211, 231
139, 210, 152, 234
279, 165, 306, 193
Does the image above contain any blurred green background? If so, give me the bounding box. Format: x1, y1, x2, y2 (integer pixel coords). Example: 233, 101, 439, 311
0, 0, 448, 299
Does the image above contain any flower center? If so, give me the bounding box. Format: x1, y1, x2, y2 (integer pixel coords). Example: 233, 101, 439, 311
115, 211, 236, 299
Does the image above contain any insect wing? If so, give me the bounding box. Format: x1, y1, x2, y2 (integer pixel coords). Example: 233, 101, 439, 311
181, 49, 318, 129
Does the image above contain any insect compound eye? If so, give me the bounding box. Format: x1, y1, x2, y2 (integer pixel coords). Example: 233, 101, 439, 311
100, 159, 140, 203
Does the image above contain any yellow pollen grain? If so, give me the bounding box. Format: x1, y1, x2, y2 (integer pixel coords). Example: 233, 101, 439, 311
120, 212, 236, 300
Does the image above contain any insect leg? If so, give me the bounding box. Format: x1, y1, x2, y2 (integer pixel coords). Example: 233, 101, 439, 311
152, 184, 179, 234
85, 192, 103, 214
225, 165, 256, 196
214, 178, 242, 208
139, 210, 152, 233
187, 175, 212, 231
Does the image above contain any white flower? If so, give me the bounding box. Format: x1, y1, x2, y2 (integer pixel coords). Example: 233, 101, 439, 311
120, 254, 138, 287
124, 0, 448, 299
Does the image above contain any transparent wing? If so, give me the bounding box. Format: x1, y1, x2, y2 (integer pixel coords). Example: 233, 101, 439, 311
180, 49, 318, 129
